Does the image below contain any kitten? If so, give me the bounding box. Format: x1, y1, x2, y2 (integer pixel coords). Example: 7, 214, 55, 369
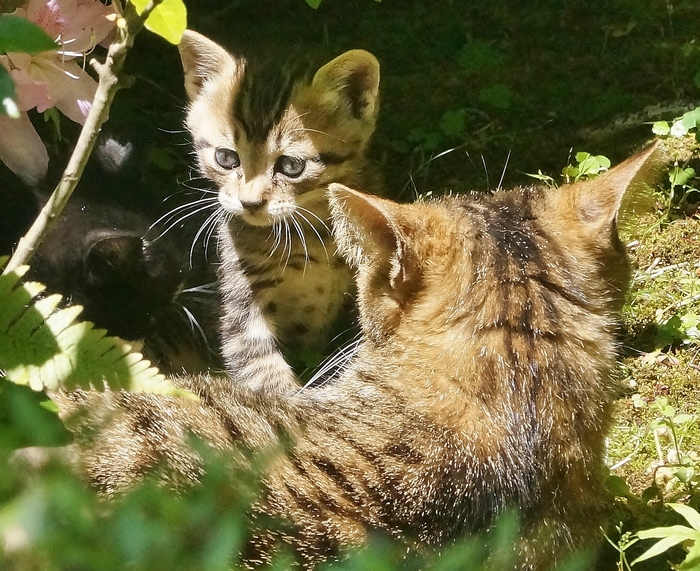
0, 136, 218, 373
58, 143, 662, 569
178, 30, 382, 391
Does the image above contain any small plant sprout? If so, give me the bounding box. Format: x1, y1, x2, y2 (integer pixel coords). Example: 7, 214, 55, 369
561, 151, 611, 183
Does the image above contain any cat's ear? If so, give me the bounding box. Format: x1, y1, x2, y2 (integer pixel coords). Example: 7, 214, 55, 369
178, 30, 240, 101
560, 141, 665, 232
84, 234, 144, 286
328, 183, 415, 297
311, 50, 380, 122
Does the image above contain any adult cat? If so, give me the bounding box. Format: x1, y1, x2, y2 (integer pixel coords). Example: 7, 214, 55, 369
60, 143, 662, 569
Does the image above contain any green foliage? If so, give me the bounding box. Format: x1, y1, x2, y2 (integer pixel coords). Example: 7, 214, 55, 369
0, 13, 56, 54
0, 381, 72, 450
131, 0, 187, 44
0, 13, 56, 117
0, 444, 262, 571
652, 107, 700, 140
561, 152, 611, 183
0, 259, 192, 397
524, 151, 611, 188
650, 107, 700, 217
633, 504, 700, 568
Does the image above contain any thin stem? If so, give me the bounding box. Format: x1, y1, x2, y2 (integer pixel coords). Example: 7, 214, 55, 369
3, 0, 164, 274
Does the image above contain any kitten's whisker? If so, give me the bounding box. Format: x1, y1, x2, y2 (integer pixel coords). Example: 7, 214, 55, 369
308, 337, 362, 383
290, 215, 310, 273
481, 154, 490, 191
298, 337, 363, 393
180, 303, 210, 346
268, 221, 283, 259
182, 281, 218, 295
190, 207, 224, 266
295, 210, 330, 262
150, 198, 219, 240
282, 219, 293, 273
150, 197, 216, 229
203, 210, 225, 261
296, 206, 331, 235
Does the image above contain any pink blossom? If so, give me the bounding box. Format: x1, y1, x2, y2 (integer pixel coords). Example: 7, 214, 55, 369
0, 0, 116, 184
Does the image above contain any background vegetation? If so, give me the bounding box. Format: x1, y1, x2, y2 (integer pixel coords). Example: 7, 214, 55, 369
2, 0, 700, 569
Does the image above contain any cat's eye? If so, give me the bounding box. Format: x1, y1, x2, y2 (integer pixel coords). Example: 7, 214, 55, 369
214, 147, 240, 170
275, 155, 305, 178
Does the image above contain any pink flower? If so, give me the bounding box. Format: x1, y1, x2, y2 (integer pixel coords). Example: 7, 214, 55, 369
0, 0, 116, 184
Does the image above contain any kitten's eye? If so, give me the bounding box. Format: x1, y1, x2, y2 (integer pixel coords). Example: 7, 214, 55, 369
214, 147, 240, 170
275, 155, 305, 178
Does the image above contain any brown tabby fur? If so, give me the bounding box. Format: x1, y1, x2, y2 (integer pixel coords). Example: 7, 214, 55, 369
58, 143, 663, 569
179, 31, 382, 391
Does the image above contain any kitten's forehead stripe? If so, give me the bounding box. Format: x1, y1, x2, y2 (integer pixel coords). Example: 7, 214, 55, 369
233, 57, 308, 144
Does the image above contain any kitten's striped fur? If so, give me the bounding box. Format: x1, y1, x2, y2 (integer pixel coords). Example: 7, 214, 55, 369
58, 143, 663, 569
178, 31, 381, 390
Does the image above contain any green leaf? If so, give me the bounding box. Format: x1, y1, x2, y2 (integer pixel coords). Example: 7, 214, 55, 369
0, 380, 72, 449
670, 503, 700, 533
132, 0, 187, 44
671, 120, 689, 138
633, 525, 700, 564
458, 41, 506, 75
305, 0, 322, 7
0, 14, 57, 54
0, 259, 195, 399
478, 83, 512, 109
652, 121, 671, 136
680, 108, 700, 132
439, 109, 467, 137
562, 165, 579, 180
655, 314, 684, 348
679, 540, 700, 571
670, 166, 696, 187
0, 64, 19, 118
675, 466, 691, 483
595, 155, 611, 169
607, 474, 633, 498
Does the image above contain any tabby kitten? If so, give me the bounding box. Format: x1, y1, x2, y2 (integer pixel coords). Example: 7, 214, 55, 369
178, 30, 381, 391
59, 143, 662, 569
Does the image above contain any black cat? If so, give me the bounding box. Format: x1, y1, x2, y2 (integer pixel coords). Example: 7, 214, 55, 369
0, 134, 220, 373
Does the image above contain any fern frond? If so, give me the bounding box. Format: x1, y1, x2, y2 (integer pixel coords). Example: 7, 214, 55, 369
0, 258, 195, 399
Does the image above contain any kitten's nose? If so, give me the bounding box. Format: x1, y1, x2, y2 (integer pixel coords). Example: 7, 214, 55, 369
240, 198, 267, 214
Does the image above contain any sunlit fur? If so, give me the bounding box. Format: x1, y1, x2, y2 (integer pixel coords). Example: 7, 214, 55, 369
178, 31, 382, 391
58, 144, 663, 569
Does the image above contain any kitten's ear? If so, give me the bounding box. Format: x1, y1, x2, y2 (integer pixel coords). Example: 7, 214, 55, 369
312, 50, 380, 122
178, 30, 239, 100
328, 184, 414, 296
84, 234, 143, 285
561, 141, 665, 232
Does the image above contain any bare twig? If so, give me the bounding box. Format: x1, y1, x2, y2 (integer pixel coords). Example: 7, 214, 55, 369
3, 0, 164, 274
